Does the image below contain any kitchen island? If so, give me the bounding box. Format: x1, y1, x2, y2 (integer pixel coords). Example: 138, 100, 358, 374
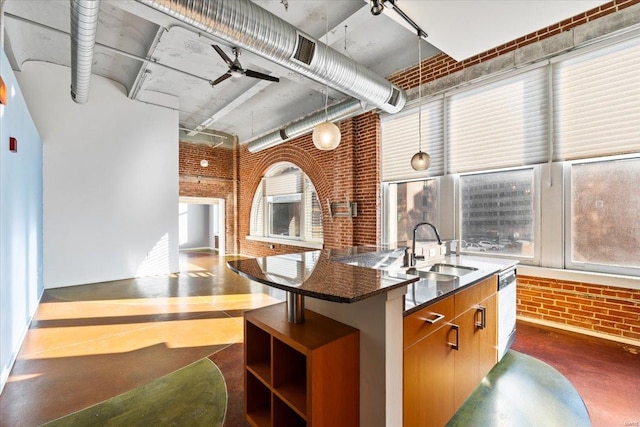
228, 246, 516, 427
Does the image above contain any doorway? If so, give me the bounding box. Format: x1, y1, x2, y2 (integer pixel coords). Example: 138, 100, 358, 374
178, 197, 225, 256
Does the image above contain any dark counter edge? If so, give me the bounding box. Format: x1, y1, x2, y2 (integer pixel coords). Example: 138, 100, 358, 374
226, 261, 419, 304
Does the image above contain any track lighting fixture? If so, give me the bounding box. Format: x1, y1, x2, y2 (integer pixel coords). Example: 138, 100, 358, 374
370, 0, 384, 16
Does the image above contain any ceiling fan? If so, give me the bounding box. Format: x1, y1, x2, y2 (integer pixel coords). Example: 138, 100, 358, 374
210, 45, 280, 87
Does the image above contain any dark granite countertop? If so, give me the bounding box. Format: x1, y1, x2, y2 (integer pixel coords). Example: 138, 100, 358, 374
227, 246, 517, 309
226, 246, 418, 303
401, 255, 518, 315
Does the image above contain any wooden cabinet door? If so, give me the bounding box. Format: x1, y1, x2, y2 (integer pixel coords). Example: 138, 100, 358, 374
403, 325, 456, 427
453, 308, 481, 409
453, 292, 498, 410
477, 293, 497, 379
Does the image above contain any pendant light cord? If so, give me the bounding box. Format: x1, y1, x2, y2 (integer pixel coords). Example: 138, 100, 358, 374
418, 33, 423, 152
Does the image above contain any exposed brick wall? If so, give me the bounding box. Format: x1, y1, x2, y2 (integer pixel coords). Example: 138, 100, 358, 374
517, 276, 640, 341
388, 0, 638, 91
179, 142, 235, 254
353, 112, 381, 246
237, 116, 380, 257
180, 142, 233, 179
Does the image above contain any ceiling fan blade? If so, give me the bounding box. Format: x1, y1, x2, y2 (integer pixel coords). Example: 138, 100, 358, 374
244, 69, 280, 82
211, 45, 234, 68
211, 73, 232, 86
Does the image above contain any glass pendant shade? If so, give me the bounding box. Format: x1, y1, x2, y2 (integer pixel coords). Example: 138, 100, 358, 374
411, 150, 431, 171
312, 121, 341, 150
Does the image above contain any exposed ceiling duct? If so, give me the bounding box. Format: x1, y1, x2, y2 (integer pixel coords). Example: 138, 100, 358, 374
70, 0, 100, 104
247, 98, 369, 153
135, 0, 406, 115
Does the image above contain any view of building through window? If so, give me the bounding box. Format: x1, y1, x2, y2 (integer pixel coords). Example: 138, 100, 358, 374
460, 169, 535, 257
391, 180, 439, 244
570, 157, 640, 269
268, 194, 301, 237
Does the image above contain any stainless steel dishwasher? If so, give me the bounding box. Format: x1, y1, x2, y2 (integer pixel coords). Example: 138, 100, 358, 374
497, 266, 517, 361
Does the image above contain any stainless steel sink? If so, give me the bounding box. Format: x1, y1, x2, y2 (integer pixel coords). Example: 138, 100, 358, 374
428, 263, 478, 277
405, 268, 458, 283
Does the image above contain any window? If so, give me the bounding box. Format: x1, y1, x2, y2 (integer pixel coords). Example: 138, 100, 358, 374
566, 157, 640, 275
249, 163, 323, 247
460, 169, 535, 257
386, 179, 439, 244
380, 32, 640, 277
267, 194, 301, 238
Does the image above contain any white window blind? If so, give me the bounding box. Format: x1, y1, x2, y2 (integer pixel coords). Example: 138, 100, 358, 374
249, 183, 264, 236
381, 98, 444, 181
448, 68, 549, 173
553, 37, 640, 160
265, 172, 302, 196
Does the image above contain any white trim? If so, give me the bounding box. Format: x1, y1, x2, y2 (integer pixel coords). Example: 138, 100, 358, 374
517, 265, 640, 291
517, 316, 640, 347
179, 196, 220, 205
245, 235, 323, 250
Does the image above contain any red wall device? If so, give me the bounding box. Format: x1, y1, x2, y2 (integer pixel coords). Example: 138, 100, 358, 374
9, 137, 17, 152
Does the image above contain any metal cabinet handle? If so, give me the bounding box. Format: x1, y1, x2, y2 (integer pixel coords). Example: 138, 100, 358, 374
475, 306, 486, 329
449, 324, 459, 350
420, 312, 444, 324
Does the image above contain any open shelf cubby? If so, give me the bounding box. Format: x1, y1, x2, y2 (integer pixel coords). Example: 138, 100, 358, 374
246, 372, 272, 427
274, 395, 306, 427
246, 321, 272, 385
273, 337, 307, 415
244, 302, 360, 427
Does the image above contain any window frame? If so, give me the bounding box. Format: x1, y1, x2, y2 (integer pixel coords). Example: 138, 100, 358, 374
248, 163, 324, 249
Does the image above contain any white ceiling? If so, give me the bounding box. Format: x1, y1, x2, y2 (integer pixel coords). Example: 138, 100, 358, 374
2, 0, 606, 145
383, 0, 610, 61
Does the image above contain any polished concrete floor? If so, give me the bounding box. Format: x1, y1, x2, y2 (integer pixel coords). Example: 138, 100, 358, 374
0, 252, 638, 426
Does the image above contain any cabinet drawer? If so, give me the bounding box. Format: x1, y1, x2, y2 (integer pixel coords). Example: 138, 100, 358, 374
404, 295, 454, 348
455, 275, 497, 317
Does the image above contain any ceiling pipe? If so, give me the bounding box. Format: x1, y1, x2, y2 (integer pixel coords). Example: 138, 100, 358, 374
135, 0, 406, 115
247, 98, 369, 153
70, 0, 100, 103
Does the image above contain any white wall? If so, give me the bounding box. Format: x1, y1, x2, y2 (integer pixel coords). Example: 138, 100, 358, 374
17, 61, 179, 288
0, 51, 43, 392
179, 203, 211, 249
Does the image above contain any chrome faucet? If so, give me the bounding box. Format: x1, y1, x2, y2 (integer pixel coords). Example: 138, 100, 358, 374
411, 222, 442, 266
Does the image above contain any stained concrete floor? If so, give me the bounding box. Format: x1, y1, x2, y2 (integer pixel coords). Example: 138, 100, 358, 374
0, 252, 638, 426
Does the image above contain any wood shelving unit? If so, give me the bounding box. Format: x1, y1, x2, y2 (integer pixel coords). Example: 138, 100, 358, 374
245, 302, 360, 427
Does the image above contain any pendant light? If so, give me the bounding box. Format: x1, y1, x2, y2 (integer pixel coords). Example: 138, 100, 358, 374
313, 6, 341, 151
411, 33, 430, 171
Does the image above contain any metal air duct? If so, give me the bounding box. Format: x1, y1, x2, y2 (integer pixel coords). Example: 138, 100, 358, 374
135, 0, 406, 114
70, 0, 100, 103
247, 98, 368, 153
